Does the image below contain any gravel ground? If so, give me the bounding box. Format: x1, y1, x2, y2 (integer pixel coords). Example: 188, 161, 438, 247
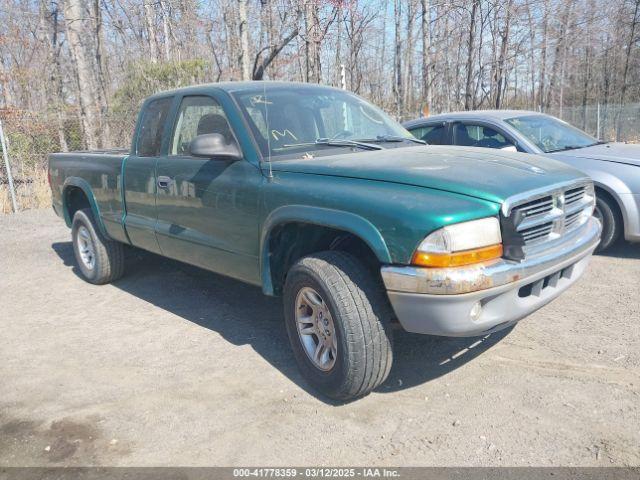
1, 208, 639, 467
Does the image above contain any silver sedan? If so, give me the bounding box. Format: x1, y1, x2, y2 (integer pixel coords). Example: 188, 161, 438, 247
403, 111, 640, 251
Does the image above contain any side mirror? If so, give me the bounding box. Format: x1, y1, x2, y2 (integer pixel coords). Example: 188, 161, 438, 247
501, 145, 518, 152
189, 134, 242, 160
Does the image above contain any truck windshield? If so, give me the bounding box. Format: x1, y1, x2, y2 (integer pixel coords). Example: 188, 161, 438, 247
505, 114, 600, 153
231, 86, 414, 159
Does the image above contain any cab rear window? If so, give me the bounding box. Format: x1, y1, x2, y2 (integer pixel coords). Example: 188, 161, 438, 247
136, 97, 173, 157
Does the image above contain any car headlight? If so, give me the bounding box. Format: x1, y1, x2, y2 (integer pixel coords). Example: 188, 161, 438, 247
411, 217, 503, 268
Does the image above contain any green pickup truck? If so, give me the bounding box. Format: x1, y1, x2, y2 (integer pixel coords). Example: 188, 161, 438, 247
49, 82, 601, 399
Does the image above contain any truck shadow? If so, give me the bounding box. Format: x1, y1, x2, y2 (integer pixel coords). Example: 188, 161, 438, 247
596, 241, 640, 259
51, 242, 510, 404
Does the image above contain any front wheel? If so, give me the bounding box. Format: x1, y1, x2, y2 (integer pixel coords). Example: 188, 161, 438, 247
283, 251, 393, 400
593, 194, 622, 252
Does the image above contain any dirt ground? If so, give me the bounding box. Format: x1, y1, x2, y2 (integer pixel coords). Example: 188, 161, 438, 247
1, 208, 639, 467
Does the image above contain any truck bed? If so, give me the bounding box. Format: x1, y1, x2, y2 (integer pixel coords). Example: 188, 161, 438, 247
49, 149, 130, 243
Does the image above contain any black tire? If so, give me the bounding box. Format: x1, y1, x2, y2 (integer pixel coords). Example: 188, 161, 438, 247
71, 208, 125, 284
594, 193, 622, 252
283, 251, 393, 400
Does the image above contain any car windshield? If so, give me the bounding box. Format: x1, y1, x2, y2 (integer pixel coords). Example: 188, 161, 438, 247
505, 114, 599, 153
231, 85, 414, 159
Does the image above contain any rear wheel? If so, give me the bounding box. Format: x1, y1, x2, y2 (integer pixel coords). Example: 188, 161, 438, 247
71, 208, 125, 284
593, 194, 622, 252
283, 251, 393, 400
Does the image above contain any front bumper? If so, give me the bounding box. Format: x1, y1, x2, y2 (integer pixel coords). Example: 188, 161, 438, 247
381, 217, 601, 337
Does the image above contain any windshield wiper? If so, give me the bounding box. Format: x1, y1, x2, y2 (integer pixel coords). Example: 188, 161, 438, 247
282, 138, 383, 151
547, 144, 588, 153
355, 135, 426, 145
548, 140, 608, 153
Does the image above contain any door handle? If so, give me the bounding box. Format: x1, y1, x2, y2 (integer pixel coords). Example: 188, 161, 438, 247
157, 176, 173, 188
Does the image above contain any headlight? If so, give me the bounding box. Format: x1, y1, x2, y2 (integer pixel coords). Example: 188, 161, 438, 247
412, 217, 503, 268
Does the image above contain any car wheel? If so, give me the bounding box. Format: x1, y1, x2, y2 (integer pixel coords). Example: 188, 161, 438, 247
71, 208, 125, 284
593, 194, 621, 252
283, 251, 393, 400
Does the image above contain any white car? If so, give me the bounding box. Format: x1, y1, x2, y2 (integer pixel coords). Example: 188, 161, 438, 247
404, 111, 640, 251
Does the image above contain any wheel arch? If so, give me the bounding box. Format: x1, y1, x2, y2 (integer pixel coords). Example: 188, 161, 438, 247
592, 180, 626, 233
62, 177, 109, 238
260, 205, 392, 296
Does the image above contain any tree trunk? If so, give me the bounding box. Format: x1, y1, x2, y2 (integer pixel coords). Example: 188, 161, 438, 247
93, 0, 110, 146
464, 0, 479, 110
252, 27, 299, 80
63, 0, 102, 149
335, 7, 343, 88
40, 0, 68, 151
525, 2, 536, 106
222, 2, 240, 80
238, 0, 251, 80
143, 1, 159, 62
403, 0, 415, 113
420, 0, 431, 113
538, 0, 549, 110
494, 0, 513, 109
546, 1, 572, 110
617, 0, 640, 140
159, 0, 172, 61
378, 0, 388, 106
393, 0, 403, 118
304, 0, 321, 83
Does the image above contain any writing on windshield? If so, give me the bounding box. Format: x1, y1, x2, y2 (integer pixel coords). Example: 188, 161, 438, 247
232, 86, 413, 159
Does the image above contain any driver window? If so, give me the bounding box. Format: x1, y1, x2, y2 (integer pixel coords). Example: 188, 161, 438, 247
454, 123, 514, 149
170, 96, 233, 155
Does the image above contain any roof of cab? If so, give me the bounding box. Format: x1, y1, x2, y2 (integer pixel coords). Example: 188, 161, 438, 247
146, 81, 344, 100
403, 109, 545, 128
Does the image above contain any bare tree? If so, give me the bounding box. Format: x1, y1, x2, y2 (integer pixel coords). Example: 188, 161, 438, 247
1, 0, 639, 162
63, 0, 103, 148
464, 0, 479, 110
617, 0, 640, 138
38, 0, 68, 151
238, 0, 251, 80
143, 1, 160, 62
494, 0, 514, 109
420, 0, 432, 112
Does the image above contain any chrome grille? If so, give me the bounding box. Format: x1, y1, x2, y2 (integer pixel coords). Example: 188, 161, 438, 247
565, 186, 586, 206
516, 196, 554, 218
564, 211, 582, 230
520, 221, 554, 244
501, 181, 595, 259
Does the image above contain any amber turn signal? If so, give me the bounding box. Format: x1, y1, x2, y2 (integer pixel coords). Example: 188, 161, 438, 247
411, 244, 503, 268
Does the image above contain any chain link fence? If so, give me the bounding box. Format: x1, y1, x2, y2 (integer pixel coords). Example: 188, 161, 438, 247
0, 108, 136, 213
547, 103, 640, 144
1, 102, 639, 214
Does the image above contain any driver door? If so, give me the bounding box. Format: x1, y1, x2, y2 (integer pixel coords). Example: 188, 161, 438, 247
154, 94, 262, 284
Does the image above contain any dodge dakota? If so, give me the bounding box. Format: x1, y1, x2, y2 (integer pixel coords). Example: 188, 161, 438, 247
49, 82, 601, 399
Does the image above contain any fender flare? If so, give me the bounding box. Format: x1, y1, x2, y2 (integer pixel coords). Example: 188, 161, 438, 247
61, 177, 109, 238
587, 170, 632, 233
259, 205, 392, 295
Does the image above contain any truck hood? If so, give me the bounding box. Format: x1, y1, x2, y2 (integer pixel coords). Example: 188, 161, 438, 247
271, 145, 586, 205
549, 142, 640, 167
